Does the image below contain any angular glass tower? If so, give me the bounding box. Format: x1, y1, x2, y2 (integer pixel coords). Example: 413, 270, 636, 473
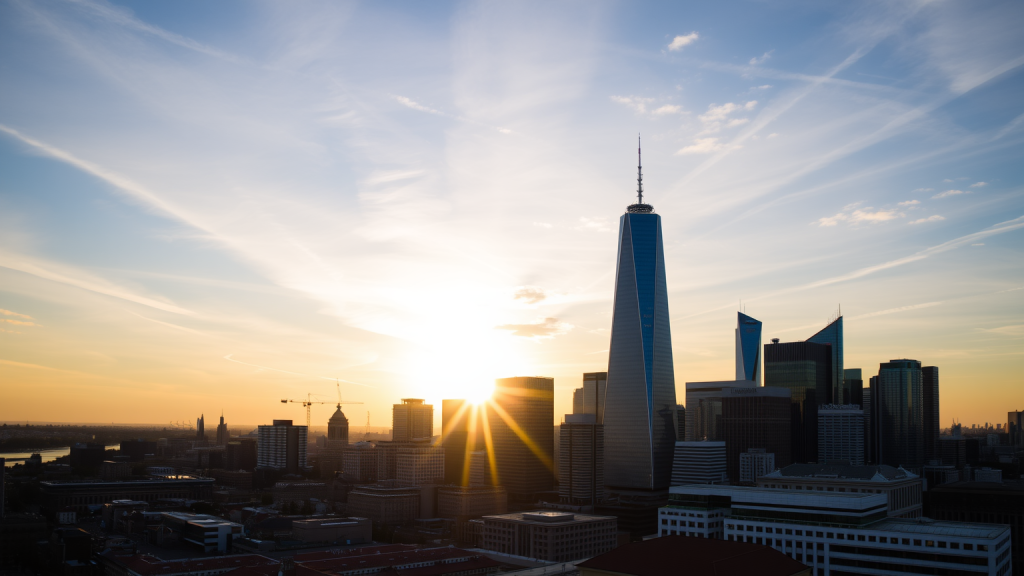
807, 316, 843, 405
604, 142, 677, 492
735, 312, 762, 384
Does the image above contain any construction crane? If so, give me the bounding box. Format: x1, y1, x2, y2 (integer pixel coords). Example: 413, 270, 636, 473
281, 381, 362, 429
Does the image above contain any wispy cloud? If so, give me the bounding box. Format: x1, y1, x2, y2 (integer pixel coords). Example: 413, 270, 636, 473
933, 189, 969, 199
576, 217, 611, 232
749, 50, 774, 65
667, 32, 699, 51
980, 325, 1024, 336
898, 200, 920, 206
495, 317, 572, 339
912, 188, 934, 193
817, 207, 903, 227
652, 104, 683, 115
2, 318, 36, 326
970, 181, 987, 188
394, 95, 443, 115
0, 309, 32, 320
513, 287, 547, 304
676, 137, 737, 155
610, 95, 654, 114
909, 215, 945, 225
849, 301, 942, 320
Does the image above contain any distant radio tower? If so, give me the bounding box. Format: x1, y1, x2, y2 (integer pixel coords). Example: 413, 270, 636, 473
365, 411, 371, 435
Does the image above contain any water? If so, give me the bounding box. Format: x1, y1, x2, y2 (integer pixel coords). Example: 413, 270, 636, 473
1, 444, 120, 467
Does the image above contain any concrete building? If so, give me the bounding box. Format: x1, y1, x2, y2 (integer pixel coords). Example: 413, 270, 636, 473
759, 463, 923, 518
481, 511, 617, 562
1010, 411, 1024, 450
684, 380, 757, 442
487, 376, 554, 500
661, 484, 1011, 576
740, 449, 776, 484
437, 485, 508, 519
39, 477, 214, 515
347, 483, 421, 527
926, 480, 1024, 576
396, 444, 444, 486
99, 461, 132, 481
721, 386, 791, 481
572, 372, 607, 423
160, 512, 244, 553
975, 468, 1003, 483
578, 536, 810, 576
818, 405, 865, 465
923, 367, 940, 464
225, 439, 257, 471
256, 420, 308, 473
321, 403, 350, 479
671, 441, 727, 485
393, 399, 433, 442
559, 413, 604, 506
343, 442, 379, 483
291, 516, 371, 544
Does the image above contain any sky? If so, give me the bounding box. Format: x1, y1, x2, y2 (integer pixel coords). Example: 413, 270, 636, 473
1, 0, 1022, 430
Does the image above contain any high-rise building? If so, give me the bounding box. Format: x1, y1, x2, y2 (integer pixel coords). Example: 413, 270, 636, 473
342, 442, 379, 483
818, 405, 865, 465
256, 420, 308, 473
1010, 410, 1024, 450
441, 399, 487, 486
671, 441, 727, 485
396, 445, 444, 486
922, 366, 939, 463
865, 377, 880, 464
739, 449, 776, 484
572, 372, 607, 423
684, 380, 757, 442
196, 414, 205, 442
321, 404, 350, 478
604, 146, 678, 493
559, 414, 604, 506
877, 359, 924, 471
675, 405, 685, 441
735, 312, 762, 384
764, 340, 831, 463
487, 376, 554, 500
216, 413, 228, 446
721, 387, 792, 481
393, 399, 433, 442
806, 315, 843, 404
843, 368, 863, 408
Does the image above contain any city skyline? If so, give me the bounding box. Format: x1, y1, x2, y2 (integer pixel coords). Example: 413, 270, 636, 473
1, 1, 1022, 428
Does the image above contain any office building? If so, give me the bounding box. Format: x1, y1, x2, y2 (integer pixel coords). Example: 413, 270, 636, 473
740, 449, 776, 484
160, 512, 244, 553
572, 372, 607, 423
481, 511, 617, 562
225, 439, 256, 471
119, 439, 157, 462
759, 463, 923, 518
975, 468, 1003, 483
722, 386, 792, 482
486, 376, 554, 500
39, 477, 215, 515
672, 441, 727, 485
69, 443, 106, 469
736, 312, 763, 384
676, 404, 685, 441
396, 444, 444, 486
393, 399, 433, 442
99, 461, 131, 481
684, 380, 757, 442
437, 485, 508, 519
320, 405, 349, 479
660, 484, 1011, 576
806, 315, 844, 404
926, 480, 1024, 576
216, 413, 228, 446
843, 368, 863, 409
442, 399, 485, 486
1010, 411, 1024, 450
818, 405, 865, 466
347, 483, 421, 526
877, 359, 924, 471
604, 153, 678, 493
256, 420, 308, 473
863, 384, 876, 464
765, 340, 832, 463
291, 517, 371, 544
197, 414, 205, 442
343, 442, 379, 483
578, 536, 811, 576
559, 414, 604, 506
923, 366, 940, 464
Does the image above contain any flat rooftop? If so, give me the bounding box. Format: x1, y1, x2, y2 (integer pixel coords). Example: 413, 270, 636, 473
483, 510, 616, 524
875, 518, 1011, 539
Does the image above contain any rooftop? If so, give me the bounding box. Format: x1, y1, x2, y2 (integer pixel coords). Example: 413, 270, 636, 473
875, 518, 1011, 539
101, 552, 274, 576
483, 510, 615, 524
577, 535, 808, 576
763, 463, 918, 482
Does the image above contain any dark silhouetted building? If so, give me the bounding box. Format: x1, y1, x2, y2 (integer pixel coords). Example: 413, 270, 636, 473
225, 439, 257, 471
926, 480, 1024, 576
559, 414, 604, 506
721, 387, 791, 482
578, 535, 811, 576
216, 413, 228, 446
923, 366, 940, 464
573, 372, 607, 423
877, 359, 924, 471
487, 376, 554, 500
843, 368, 863, 408
69, 443, 106, 469
39, 477, 214, 515
1010, 411, 1024, 450
120, 439, 156, 462
321, 403, 350, 478
684, 380, 757, 442
482, 511, 617, 562
393, 399, 433, 442
604, 159, 678, 494
764, 340, 831, 463
864, 381, 877, 464
197, 414, 205, 442
442, 399, 483, 486
818, 405, 865, 465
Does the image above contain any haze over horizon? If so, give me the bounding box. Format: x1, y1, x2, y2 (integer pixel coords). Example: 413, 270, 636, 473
1, 0, 1022, 430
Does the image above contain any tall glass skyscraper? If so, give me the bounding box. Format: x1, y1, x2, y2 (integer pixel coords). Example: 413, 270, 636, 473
604, 144, 677, 492
735, 312, 762, 384
807, 316, 843, 404
877, 359, 924, 470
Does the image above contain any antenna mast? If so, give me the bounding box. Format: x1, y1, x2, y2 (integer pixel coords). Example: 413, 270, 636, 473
637, 134, 644, 204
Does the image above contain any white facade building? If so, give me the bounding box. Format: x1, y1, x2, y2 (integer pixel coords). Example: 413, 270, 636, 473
759, 463, 923, 518
659, 484, 1011, 576
739, 449, 775, 484
256, 419, 308, 472
818, 405, 865, 466
396, 444, 445, 486
672, 441, 727, 485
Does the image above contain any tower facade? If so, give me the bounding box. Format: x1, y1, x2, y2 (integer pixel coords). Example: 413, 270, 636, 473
877, 359, 923, 470
807, 316, 843, 404
216, 414, 229, 446
604, 144, 677, 492
393, 399, 433, 442
922, 366, 940, 464
487, 376, 555, 500
735, 312, 762, 384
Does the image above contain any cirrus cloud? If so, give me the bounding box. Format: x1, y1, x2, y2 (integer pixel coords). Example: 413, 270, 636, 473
495, 317, 572, 339
909, 215, 946, 225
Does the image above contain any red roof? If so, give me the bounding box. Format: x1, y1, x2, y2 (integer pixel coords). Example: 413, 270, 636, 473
576, 536, 809, 576
299, 547, 488, 574
103, 552, 277, 576
293, 544, 416, 561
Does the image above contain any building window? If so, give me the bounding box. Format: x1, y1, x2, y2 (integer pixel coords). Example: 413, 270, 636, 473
938, 541, 946, 548
926, 540, 934, 547
951, 543, 960, 549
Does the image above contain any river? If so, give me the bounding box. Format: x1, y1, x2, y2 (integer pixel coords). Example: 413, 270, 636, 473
1, 444, 121, 467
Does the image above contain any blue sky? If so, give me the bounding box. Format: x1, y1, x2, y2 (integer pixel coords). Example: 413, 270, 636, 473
1, 0, 1022, 427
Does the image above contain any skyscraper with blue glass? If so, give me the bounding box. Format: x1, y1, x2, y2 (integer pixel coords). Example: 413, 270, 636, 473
735, 312, 762, 384
807, 316, 843, 404
604, 142, 677, 492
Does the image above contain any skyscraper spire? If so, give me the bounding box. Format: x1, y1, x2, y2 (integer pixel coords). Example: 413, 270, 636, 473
637, 133, 644, 204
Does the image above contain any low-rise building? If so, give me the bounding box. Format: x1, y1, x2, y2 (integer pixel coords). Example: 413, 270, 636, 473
740, 449, 776, 484
39, 477, 215, 515
672, 441, 727, 485
577, 535, 810, 576
481, 511, 617, 563
160, 512, 245, 553
437, 485, 508, 519
925, 480, 1024, 576
100, 461, 132, 481
758, 463, 923, 518
347, 482, 421, 527
290, 517, 371, 544
97, 552, 275, 576
661, 484, 1012, 576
